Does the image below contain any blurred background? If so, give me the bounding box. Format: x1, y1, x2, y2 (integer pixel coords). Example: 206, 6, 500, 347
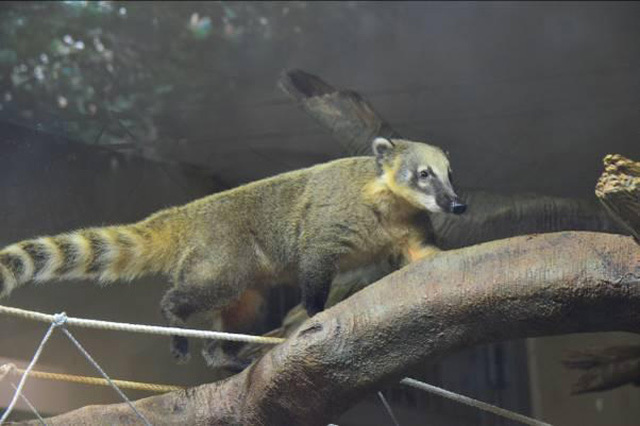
0, 2, 639, 425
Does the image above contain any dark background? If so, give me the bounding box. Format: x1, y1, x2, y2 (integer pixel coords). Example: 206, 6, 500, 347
0, 2, 639, 425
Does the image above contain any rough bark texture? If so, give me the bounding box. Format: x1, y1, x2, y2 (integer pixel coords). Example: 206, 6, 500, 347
596, 154, 640, 241
23, 231, 640, 425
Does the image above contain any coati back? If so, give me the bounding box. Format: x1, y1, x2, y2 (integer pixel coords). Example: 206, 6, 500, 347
0, 137, 465, 365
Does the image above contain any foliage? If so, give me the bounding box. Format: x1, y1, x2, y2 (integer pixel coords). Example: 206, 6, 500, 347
0, 1, 360, 161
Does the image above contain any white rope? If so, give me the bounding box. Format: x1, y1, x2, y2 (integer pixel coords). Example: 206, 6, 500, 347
400, 377, 552, 426
0, 364, 46, 425
0, 322, 56, 424
58, 325, 151, 426
0, 312, 152, 426
377, 391, 400, 426
0, 304, 550, 426
0, 305, 284, 345
8, 382, 47, 426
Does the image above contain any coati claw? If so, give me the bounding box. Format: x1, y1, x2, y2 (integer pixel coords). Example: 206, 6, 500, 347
303, 298, 325, 317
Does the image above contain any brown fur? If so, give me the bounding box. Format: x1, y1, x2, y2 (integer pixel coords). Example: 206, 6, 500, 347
0, 137, 461, 366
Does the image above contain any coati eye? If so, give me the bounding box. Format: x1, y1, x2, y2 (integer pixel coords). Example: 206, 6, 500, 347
418, 169, 430, 179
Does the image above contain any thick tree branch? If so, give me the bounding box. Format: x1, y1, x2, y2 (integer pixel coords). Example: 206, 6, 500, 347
431, 190, 626, 249
278, 69, 401, 157
25, 232, 640, 425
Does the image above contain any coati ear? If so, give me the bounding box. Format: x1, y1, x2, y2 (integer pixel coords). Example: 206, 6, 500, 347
372, 137, 395, 158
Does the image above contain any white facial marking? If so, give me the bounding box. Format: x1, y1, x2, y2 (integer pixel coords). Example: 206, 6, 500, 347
416, 166, 430, 188
417, 193, 441, 212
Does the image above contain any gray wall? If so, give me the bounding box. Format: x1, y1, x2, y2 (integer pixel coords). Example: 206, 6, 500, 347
149, 2, 640, 200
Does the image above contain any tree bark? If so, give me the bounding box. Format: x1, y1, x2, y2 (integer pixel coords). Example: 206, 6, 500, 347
278, 69, 401, 157
596, 154, 640, 241
22, 231, 639, 425
564, 345, 640, 394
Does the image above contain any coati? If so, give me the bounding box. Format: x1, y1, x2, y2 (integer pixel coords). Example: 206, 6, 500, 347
0, 137, 465, 364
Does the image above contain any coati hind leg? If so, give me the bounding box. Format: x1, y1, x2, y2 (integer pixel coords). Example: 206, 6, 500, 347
161, 252, 247, 364
201, 289, 266, 372
160, 286, 213, 363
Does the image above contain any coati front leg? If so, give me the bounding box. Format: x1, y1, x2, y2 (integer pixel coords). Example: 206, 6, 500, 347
299, 250, 340, 316
406, 242, 441, 263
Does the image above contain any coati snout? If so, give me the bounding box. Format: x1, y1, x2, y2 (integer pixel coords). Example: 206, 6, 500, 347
372, 137, 466, 215
451, 199, 467, 215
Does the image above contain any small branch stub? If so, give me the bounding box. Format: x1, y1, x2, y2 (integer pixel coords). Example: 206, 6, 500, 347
595, 154, 640, 240
564, 345, 640, 394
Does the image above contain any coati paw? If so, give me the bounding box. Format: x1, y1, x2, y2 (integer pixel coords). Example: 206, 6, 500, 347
302, 282, 331, 317
170, 336, 191, 364
303, 297, 325, 317
207, 355, 250, 373
174, 351, 191, 365
201, 343, 250, 372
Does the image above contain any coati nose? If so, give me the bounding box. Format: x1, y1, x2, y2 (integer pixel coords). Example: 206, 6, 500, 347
451, 200, 467, 215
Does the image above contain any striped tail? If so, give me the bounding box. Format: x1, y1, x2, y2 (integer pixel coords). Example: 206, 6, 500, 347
0, 220, 178, 299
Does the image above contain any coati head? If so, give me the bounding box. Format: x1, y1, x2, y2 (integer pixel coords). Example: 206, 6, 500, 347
372, 137, 466, 215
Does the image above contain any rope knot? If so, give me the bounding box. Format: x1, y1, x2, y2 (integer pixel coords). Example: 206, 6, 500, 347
52, 312, 68, 327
